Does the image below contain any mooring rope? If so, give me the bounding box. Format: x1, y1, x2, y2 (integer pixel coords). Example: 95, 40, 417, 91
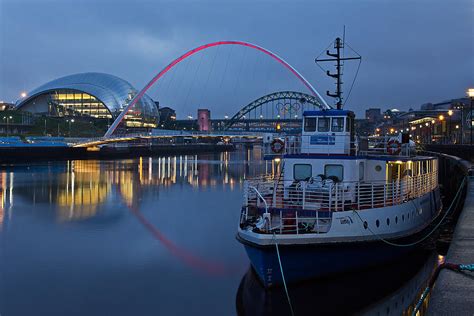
412, 262, 474, 316
352, 176, 467, 247
273, 232, 295, 316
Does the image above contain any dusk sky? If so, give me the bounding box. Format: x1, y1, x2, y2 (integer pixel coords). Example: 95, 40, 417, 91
1, 0, 473, 118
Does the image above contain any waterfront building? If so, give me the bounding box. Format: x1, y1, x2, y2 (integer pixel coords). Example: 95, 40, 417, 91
365, 108, 382, 123
197, 109, 211, 132
158, 106, 177, 128
15, 72, 159, 129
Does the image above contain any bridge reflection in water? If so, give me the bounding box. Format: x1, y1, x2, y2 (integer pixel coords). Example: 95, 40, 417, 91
0, 146, 277, 224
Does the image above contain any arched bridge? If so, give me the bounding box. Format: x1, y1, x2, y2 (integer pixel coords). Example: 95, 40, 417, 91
223, 91, 322, 132
104, 40, 330, 138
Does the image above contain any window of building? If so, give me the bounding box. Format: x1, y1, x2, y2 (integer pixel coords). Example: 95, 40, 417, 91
304, 117, 316, 132
318, 118, 330, 132
294, 164, 312, 181
325, 164, 344, 181
331, 117, 344, 132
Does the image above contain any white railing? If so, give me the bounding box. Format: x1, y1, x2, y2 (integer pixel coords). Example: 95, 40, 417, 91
263, 134, 414, 157
240, 171, 438, 234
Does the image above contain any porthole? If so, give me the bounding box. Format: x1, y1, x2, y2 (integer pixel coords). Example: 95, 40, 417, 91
375, 165, 382, 172
386, 218, 390, 226
363, 221, 368, 229
408, 213, 410, 219
376, 220, 380, 227
395, 216, 398, 224
402, 214, 405, 221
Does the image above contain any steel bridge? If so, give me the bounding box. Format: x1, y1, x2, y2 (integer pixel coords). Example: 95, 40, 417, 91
222, 91, 323, 132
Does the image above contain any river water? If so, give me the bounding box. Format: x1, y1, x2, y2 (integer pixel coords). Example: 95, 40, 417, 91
0, 147, 441, 315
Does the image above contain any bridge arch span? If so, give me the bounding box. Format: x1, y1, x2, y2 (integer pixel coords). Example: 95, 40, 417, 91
223, 91, 322, 130
105, 40, 330, 137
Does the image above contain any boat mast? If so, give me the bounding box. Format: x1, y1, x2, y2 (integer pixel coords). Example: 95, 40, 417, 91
315, 37, 361, 110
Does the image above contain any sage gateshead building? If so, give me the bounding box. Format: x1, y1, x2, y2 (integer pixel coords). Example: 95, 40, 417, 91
15, 72, 159, 128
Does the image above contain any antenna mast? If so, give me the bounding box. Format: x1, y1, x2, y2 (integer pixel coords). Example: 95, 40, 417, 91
315, 36, 361, 110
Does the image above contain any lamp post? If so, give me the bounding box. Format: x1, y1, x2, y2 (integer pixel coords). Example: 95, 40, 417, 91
467, 88, 474, 146
447, 110, 453, 143
438, 114, 445, 143
3, 116, 13, 137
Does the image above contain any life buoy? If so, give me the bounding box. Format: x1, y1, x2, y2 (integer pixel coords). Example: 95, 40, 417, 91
387, 139, 401, 155
270, 138, 285, 154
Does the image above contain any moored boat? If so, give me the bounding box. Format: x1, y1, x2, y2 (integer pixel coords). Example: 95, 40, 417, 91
236, 109, 442, 288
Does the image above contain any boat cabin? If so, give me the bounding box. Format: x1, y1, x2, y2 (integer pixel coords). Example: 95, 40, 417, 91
301, 110, 355, 155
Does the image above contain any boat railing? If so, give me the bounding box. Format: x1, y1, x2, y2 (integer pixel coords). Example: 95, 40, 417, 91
241, 171, 438, 234
282, 135, 414, 157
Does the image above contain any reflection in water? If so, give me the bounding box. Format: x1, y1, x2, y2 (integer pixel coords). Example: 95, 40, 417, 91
0, 146, 276, 225
0, 147, 267, 316
236, 250, 440, 316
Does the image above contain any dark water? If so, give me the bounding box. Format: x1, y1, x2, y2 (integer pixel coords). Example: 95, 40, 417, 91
0, 147, 441, 315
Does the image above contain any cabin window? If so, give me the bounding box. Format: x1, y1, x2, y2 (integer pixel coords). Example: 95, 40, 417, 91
318, 118, 330, 132
325, 164, 344, 182
331, 117, 344, 132
304, 117, 317, 132
346, 117, 351, 132
294, 164, 312, 181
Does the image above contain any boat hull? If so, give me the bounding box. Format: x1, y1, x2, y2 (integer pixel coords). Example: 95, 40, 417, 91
239, 236, 418, 288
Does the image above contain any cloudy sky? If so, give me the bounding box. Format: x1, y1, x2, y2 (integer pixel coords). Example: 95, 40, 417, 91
0, 0, 472, 118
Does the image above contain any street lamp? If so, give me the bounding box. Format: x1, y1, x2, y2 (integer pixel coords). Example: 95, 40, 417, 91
447, 110, 454, 143
467, 88, 474, 146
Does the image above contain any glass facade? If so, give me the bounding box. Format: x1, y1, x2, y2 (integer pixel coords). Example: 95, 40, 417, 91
49, 90, 112, 118
16, 73, 159, 129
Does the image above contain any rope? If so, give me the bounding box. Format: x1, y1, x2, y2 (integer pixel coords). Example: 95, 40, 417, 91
273, 232, 295, 316
412, 262, 474, 315
352, 176, 467, 247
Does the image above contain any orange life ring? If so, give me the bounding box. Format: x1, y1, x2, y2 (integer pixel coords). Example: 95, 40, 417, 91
270, 138, 285, 154
387, 139, 401, 155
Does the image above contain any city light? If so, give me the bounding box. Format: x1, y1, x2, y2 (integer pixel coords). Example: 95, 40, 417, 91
20, 92, 27, 98
224, 115, 229, 119
431, 120, 435, 124
448, 110, 453, 116
438, 115, 444, 121
425, 122, 429, 127
456, 125, 460, 129
467, 88, 474, 98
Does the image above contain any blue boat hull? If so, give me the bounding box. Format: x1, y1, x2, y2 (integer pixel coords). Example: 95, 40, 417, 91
240, 238, 413, 288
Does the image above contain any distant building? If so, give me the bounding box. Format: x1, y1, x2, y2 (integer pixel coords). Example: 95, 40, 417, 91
365, 108, 382, 123
15, 72, 159, 129
197, 109, 211, 132
0, 102, 14, 111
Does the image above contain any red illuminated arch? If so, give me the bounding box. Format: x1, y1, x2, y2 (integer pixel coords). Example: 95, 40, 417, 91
105, 40, 330, 137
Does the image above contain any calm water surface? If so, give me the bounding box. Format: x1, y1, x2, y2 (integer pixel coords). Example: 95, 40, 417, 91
0, 147, 440, 315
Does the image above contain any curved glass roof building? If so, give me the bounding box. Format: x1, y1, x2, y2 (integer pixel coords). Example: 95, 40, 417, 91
16, 72, 159, 128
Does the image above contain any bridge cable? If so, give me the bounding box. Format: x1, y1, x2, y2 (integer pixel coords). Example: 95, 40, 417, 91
232, 47, 248, 107
352, 176, 467, 248
175, 55, 193, 108
183, 50, 205, 111
218, 45, 233, 92
200, 45, 220, 106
